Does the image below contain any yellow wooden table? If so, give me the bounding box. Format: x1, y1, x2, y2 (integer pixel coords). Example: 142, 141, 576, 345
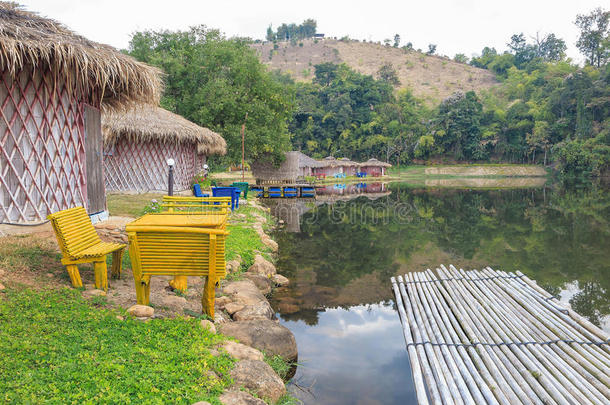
126, 213, 228, 317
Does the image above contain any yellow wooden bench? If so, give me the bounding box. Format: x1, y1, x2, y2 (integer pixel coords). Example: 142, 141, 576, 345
125, 222, 228, 317
48, 206, 125, 291
160, 196, 231, 215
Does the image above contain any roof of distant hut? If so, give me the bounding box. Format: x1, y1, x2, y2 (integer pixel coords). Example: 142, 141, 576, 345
0, 2, 162, 107
318, 156, 359, 167
102, 104, 226, 156
360, 158, 392, 167
292, 151, 324, 168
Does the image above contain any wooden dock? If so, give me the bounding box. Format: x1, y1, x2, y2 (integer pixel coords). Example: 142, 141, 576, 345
391, 265, 610, 405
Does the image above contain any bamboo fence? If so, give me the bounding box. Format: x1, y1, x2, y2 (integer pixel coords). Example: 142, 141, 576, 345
391, 265, 610, 405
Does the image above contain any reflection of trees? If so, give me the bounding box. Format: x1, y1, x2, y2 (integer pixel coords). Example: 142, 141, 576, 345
270, 184, 610, 326
569, 281, 609, 328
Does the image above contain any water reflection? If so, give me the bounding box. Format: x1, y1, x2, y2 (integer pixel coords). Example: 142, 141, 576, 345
268, 183, 609, 404
282, 303, 416, 405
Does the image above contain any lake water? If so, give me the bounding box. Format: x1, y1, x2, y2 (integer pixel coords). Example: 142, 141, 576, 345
266, 182, 610, 405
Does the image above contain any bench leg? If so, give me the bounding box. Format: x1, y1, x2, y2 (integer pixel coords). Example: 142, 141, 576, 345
93, 261, 108, 291
169, 276, 188, 293
66, 265, 82, 288
111, 249, 123, 279
202, 276, 216, 318
134, 275, 151, 306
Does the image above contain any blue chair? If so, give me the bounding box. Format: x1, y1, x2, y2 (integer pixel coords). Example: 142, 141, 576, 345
212, 187, 240, 210
193, 184, 210, 198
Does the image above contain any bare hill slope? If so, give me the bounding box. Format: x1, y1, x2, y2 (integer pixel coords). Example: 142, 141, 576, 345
251, 39, 497, 104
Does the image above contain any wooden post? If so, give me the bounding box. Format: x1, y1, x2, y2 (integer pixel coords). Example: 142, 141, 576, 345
202, 234, 217, 318
241, 112, 248, 182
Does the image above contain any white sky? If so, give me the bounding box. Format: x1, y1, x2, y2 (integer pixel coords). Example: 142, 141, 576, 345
19, 0, 606, 64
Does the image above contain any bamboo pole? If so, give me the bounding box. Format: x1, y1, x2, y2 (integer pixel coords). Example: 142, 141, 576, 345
396, 276, 443, 404
406, 272, 472, 404
415, 271, 500, 405
485, 268, 610, 374
391, 277, 430, 405
455, 267, 597, 405
398, 275, 458, 404
437, 265, 565, 405
427, 269, 534, 404
469, 268, 610, 402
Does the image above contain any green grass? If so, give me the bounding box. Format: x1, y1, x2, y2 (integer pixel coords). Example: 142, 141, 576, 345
107, 193, 163, 217
0, 287, 233, 404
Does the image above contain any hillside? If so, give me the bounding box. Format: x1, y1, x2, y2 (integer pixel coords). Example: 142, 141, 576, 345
251, 38, 498, 104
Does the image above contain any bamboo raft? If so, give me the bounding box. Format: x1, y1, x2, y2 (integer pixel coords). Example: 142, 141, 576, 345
391, 265, 610, 405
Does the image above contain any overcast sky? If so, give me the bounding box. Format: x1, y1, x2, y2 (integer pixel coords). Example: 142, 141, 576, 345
19, 0, 606, 64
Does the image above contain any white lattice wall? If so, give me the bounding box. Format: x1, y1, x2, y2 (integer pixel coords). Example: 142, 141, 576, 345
0, 67, 89, 223
103, 138, 205, 192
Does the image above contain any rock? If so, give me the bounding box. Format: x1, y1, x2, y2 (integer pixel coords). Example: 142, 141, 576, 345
116, 315, 124, 321
215, 296, 233, 309
214, 311, 232, 324
219, 390, 266, 405
0, 282, 5, 291
222, 341, 264, 361
200, 319, 216, 334
261, 236, 278, 252
0, 268, 5, 277
162, 295, 187, 308
223, 280, 267, 306
229, 360, 286, 402
234, 254, 243, 265
271, 274, 290, 287
191, 401, 212, 405
247, 255, 276, 277
242, 273, 272, 295
225, 260, 241, 273
235, 213, 247, 219
127, 304, 154, 318
82, 289, 106, 298
219, 320, 298, 361
232, 301, 275, 322
224, 302, 245, 315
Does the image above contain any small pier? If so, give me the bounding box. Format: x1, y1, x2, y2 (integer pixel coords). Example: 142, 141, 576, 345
250, 184, 316, 199
391, 265, 610, 405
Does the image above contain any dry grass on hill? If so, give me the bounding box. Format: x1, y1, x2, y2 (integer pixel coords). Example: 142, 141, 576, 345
251, 38, 498, 104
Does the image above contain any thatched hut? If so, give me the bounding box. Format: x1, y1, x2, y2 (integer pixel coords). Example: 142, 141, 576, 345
359, 158, 392, 176
102, 105, 226, 192
0, 2, 162, 223
251, 151, 323, 184
313, 156, 359, 177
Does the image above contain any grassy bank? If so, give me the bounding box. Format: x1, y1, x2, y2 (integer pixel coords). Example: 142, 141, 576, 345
0, 194, 285, 404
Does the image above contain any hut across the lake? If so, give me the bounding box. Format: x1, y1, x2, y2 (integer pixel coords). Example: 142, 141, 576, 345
102, 105, 226, 192
0, 2, 161, 223
251, 151, 323, 184
359, 158, 392, 176
313, 156, 360, 177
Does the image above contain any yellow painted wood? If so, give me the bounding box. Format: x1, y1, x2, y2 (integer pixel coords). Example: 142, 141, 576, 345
126, 218, 228, 316
48, 206, 125, 291
161, 196, 231, 216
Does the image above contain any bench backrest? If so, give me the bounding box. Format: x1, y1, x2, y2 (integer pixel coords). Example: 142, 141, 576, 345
127, 226, 227, 279
161, 196, 231, 214
48, 206, 101, 259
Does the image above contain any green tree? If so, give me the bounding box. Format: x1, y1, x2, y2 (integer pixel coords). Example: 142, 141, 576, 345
128, 26, 294, 164
393, 34, 401, 48
453, 53, 469, 64
377, 63, 401, 87
575, 8, 610, 67
427, 44, 437, 55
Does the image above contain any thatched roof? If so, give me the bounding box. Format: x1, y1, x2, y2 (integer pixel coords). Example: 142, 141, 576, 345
293, 151, 324, 168
360, 158, 392, 167
0, 2, 162, 106
317, 156, 359, 167
102, 104, 226, 156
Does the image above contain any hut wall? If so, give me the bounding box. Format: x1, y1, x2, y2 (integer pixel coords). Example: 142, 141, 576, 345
313, 166, 343, 176
251, 151, 300, 183
103, 138, 202, 192
0, 66, 89, 223
361, 165, 384, 176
